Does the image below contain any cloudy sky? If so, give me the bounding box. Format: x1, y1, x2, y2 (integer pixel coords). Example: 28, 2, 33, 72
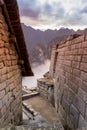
17, 0, 87, 30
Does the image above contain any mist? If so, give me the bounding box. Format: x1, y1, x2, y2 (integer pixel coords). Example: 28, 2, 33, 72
22, 60, 50, 88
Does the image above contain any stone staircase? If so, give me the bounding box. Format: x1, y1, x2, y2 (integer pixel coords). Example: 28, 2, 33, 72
22, 102, 64, 130
75, 126, 87, 130
1, 124, 87, 130
0, 124, 64, 130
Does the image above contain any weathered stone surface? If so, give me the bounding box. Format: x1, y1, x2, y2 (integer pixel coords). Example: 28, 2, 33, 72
80, 63, 87, 72
82, 55, 87, 63
49, 34, 87, 129
78, 88, 87, 103
0, 62, 4, 69
78, 114, 87, 128
84, 48, 87, 54
37, 78, 54, 106
0, 90, 5, 99
81, 71, 87, 82
0, 9, 22, 125
82, 81, 87, 92
72, 68, 81, 77
85, 105, 87, 121
69, 105, 79, 129
72, 61, 80, 69
0, 82, 6, 91
73, 95, 86, 117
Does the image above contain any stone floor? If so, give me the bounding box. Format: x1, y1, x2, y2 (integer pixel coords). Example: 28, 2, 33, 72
22, 95, 64, 130
23, 95, 58, 123
0, 90, 64, 130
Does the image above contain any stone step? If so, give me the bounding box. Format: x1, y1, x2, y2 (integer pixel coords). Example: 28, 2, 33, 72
22, 91, 40, 100
0, 124, 64, 130
22, 103, 64, 130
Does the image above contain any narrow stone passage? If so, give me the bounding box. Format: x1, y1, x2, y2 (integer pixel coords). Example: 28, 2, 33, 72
23, 95, 58, 123
22, 95, 64, 130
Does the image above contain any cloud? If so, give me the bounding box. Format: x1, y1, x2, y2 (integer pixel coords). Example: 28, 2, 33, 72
80, 6, 87, 14
17, 0, 40, 19
20, 7, 40, 19
17, 0, 87, 30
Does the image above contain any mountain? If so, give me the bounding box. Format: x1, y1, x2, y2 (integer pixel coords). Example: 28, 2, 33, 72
21, 23, 84, 66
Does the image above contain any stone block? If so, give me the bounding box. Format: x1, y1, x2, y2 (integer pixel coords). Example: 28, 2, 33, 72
73, 95, 86, 117
8, 92, 12, 99
7, 72, 13, 79
0, 74, 7, 83
85, 105, 87, 121
1, 67, 7, 75
0, 62, 4, 69
75, 43, 82, 49
58, 51, 65, 56
0, 82, 6, 91
4, 42, 10, 48
85, 34, 87, 41
3, 23, 8, 31
66, 78, 78, 93
71, 44, 75, 50
70, 104, 79, 129
64, 66, 72, 73
66, 88, 74, 104
67, 115, 74, 130
0, 48, 4, 55
72, 49, 78, 55
9, 83, 15, 91
4, 48, 9, 55
69, 74, 81, 87
0, 90, 5, 99
82, 81, 87, 92
11, 55, 17, 60
6, 55, 11, 60
77, 49, 83, 55
1, 105, 6, 116
63, 60, 71, 66
74, 55, 82, 62
0, 29, 6, 35
82, 55, 87, 63
72, 69, 81, 77
59, 104, 67, 126
0, 100, 2, 109
0, 55, 6, 61
84, 48, 87, 54
12, 60, 17, 65
72, 61, 80, 69
80, 62, 87, 72
82, 41, 87, 48
2, 35, 9, 42
73, 35, 84, 43
0, 41, 4, 47
61, 97, 70, 114
5, 86, 10, 93
81, 71, 87, 82
2, 94, 9, 106
78, 114, 87, 128
0, 111, 2, 119
65, 50, 72, 55
78, 88, 87, 103
4, 61, 11, 66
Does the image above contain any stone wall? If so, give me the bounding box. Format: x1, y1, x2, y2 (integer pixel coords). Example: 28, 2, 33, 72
37, 78, 54, 106
49, 34, 87, 129
0, 7, 22, 125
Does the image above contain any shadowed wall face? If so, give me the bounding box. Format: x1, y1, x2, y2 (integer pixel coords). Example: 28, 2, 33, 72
50, 35, 87, 129
0, 7, 22, 125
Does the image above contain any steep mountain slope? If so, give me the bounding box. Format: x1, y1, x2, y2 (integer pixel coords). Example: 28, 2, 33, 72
21, 23, 83, 65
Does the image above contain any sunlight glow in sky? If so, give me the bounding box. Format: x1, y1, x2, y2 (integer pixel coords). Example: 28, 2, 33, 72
17, 0, 87, 30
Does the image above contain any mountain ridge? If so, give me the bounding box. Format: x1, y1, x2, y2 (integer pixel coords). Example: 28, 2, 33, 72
21, 23, 84, 65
